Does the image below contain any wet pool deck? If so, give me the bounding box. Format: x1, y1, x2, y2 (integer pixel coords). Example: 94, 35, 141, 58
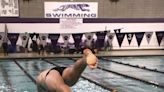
0, 49, 163, 59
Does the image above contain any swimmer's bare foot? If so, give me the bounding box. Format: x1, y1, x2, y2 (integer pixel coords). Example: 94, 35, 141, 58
83, 49, 98, 69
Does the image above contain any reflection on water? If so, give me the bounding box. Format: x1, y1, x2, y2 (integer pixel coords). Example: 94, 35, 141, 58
110, 56, 164, 71
72, 78, 110, 92
0, 82, 15, 92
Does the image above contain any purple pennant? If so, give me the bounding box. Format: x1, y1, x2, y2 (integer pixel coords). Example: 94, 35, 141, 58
7, 33, 19, 46
72, 33, 83, 48
116, 33, 125, 47
135, 32, 145, 47
48, 34, 60, 47
126, 33, 134, 45
95, 31, 107, 48
156, 31, 164, 46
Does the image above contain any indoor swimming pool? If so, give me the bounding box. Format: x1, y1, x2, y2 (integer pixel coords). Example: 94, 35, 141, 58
0, 56, 164, 92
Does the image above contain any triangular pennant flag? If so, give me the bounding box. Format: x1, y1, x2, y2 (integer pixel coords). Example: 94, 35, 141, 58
126, 33, 134, 45
30, 33, 39, 41
39, 33, 48, 47
145, 32, 153, 44
106, 33, 115, 46
72, 33, 83, 48
84, 33, 94, 48
156, 31, 164, 46
114, 29, 121, 33
135, 32, 145, 47
28, 37, 32, 51
116, 33, 125, 47
16, 34, 22, 46
95, 31, 107, 48
20, 33, 30, 48
85, 33, 94, 40
3, 24, 8, 43
61, 34, 70, 47
0, 32, 5, 47
7, 33, 19, 46
48, 34, 60, 47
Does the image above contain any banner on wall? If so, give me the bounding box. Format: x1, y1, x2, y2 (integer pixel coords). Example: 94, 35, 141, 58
116, 33, 125, 47
156, 31, 164, 46
145, 32, 153, 44
44, 2, 98, 18
135, 32, 145, 47
60, 19, 83, 29
72, 33, 83, 49
126, 33, 134, 45
0, 0, 19, 17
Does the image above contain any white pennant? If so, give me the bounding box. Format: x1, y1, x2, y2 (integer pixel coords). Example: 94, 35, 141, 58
84, 33, 94, 48
145, 32, 153, 44
107, 33, 115, 46
20, 33, 30, 48
39, 33, 48, 47
62, 34, 70, 47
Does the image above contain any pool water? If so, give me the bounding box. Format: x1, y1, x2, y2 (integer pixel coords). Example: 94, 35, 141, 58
0, 56, 164, 92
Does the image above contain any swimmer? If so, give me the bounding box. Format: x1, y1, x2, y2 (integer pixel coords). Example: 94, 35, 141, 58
36, 48, 98, 92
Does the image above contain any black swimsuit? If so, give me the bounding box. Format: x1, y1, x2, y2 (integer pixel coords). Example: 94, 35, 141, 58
39, 67, 67, 92
46, 66, 67, 77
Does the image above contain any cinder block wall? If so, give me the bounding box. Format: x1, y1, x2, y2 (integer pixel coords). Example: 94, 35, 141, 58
19, 0, 164, 18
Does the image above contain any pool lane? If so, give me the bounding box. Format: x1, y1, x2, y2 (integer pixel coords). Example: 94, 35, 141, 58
48, 59, 164, 92
110, 56, 164, 72
17, 59, 111, 92
99, 59, 164, 86
0, 60, 37, 92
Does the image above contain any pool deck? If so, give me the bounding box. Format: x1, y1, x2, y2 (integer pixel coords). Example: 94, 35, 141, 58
0, 49, 163, 59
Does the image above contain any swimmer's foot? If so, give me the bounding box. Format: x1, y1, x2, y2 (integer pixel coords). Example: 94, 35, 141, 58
83, 49, 98, 69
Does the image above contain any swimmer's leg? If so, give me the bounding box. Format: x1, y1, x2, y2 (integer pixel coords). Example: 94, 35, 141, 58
62, 49, 98, 86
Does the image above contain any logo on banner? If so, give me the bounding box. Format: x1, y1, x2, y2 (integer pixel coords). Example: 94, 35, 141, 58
45, 2, 98, 18
22, 36, 27, 40
53, 4, 90, 12
42, 36, 46, 40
